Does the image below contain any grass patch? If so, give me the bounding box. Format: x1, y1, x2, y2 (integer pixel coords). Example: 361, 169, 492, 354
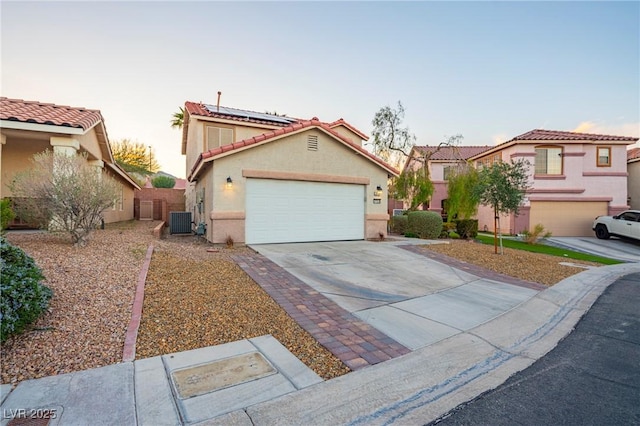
475, 233, 622, 265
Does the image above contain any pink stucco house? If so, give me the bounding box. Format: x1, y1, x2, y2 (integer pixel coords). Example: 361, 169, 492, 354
470, 129, 639, 237
628, 147, 640, 210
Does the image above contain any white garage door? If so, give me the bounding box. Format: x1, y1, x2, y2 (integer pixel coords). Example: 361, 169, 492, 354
246, 179, 365, 244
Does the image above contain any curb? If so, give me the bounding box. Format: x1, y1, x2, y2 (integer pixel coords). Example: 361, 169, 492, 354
122, 244, 154, 362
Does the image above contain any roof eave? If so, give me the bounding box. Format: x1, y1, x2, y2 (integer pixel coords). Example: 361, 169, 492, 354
0, 120, 86, 135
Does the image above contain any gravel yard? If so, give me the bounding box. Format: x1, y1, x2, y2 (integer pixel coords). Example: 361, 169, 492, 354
1, 221, 157, 385
135, 243, 350, 380
2, 223, 599, 386
421, 239, 601, 286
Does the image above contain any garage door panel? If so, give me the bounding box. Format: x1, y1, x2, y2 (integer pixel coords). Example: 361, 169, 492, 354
246, 179, 365, 244
530, 201, 608, 237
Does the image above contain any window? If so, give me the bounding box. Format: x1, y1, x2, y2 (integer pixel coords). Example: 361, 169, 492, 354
535, 146, 563, 175
206, 125, 233, 151
597, 146, 611, 167
619, 211, 639, 222
476, 153, 501, 168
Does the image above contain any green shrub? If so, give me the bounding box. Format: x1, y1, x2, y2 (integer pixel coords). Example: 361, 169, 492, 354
151, 175, 176, 188
1, 198, 15, 234
0, 237, 53, 342
404, 232, 419, 238
407, 211, 443, 239
390, 215, 408, 234
455, 219, 478, 239
448, 231, 461, 239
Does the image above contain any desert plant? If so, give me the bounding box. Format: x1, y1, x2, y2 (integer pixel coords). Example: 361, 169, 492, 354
0, 236, 53, 342
1, 198, 15, 234
151, 175, 176, 188
390, 215, 408, 234
9, 151, 121, 246
521, 223, 552, 245
226, 235, 234, 248
455, 219, 479, 239
407, 211, 443, 239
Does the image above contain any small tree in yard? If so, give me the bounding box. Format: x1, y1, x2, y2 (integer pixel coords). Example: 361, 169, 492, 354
446, 163, 480, 221
9, 151, 121, 246
473, 159, 530, 254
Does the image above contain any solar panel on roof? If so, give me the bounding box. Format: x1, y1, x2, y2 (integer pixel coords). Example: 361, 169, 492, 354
204, 105, 296, 125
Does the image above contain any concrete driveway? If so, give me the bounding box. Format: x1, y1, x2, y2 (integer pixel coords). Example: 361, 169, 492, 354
251, 241, 539, 350
546, 236, 640, 263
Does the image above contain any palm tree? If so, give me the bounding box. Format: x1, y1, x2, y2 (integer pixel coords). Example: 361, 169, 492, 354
171, 107, 185, 129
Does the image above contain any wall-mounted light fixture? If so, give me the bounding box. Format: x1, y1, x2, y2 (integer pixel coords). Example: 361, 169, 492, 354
226, 176, 233, 188
374, 185, 383, 197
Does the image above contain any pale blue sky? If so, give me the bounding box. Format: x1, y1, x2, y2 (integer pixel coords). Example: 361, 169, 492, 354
2, 1, 638, 177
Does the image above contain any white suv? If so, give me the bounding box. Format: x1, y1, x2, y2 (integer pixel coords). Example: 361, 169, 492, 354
593, 210, 640, 241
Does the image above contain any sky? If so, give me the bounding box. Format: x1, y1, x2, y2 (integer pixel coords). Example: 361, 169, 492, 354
2, 1, 639, 178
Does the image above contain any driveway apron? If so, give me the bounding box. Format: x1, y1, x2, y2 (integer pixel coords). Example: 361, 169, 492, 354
251, 241, 540, 351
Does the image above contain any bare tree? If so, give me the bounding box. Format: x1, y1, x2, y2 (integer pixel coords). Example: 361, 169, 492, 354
9, 151, 121, 246
370, 101, 463, 210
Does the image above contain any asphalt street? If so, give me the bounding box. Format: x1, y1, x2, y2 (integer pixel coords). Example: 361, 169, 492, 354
429, 272, 640, 426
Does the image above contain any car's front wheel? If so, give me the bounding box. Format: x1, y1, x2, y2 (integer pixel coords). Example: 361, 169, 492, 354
595, 224, 610, 239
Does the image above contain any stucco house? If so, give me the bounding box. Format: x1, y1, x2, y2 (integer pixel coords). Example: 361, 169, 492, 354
469, 129, 639, 237
628, 147, 640, 210
399, 145, 491, 217
0, 97, 140, 227
182, 101, 398, 244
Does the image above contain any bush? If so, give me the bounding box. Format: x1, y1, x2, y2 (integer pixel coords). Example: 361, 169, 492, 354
0, 237, 53, 342
407, 211, 443, 239
390, 215, 408, 234
521, 223, 552, 244
455, 219, 478, 239
449, 231, 461, 239
1, 198, 15, 234
151, 175, 176, 188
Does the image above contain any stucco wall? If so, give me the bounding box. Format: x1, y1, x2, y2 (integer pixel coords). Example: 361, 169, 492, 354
629, 160, 640, 210
1, 135, 50, 197
190, 129, 390, 243
330, 125, 364, 147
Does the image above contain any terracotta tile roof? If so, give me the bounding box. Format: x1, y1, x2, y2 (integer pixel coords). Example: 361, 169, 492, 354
184, 101, 299, 127
628, 147, 640, 161
414, 145, 492, 160
509, 129, 638, 142
0, 97, 103, 131
327, 118, 369, 141
189, 118, 399, 180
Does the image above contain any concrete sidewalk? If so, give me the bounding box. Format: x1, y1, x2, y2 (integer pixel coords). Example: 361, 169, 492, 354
1, 260, 638, 425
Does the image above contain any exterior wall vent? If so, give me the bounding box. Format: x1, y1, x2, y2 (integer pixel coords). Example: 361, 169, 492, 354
170, 211, 192, 234
307, 135, 318, 151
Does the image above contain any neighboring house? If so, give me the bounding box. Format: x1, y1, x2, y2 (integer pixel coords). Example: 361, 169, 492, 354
469, 129, 639, 237
0, 97, 140, 227
400, 145, 491, 217
182, 102, 398, 244
628, 147, 640, 210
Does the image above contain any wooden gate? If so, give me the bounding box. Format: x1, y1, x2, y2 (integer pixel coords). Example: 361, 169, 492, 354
139, 201, 153, 220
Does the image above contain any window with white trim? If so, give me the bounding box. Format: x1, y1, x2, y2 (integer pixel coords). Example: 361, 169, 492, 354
535, 146, 563, 175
